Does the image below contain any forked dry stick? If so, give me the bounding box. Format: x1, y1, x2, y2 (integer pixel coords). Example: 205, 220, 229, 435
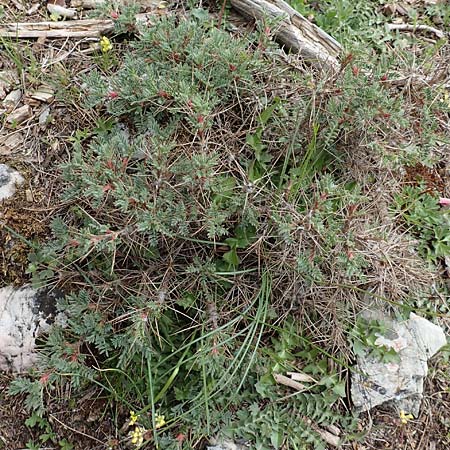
230, 0, 342, 70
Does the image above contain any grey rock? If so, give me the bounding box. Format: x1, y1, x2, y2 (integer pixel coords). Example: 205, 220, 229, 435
38, 106, 51, 126
208, 438, 248, 450
0, 286, 61, 373
0, 164, 24, 201
351, 312, 447, 417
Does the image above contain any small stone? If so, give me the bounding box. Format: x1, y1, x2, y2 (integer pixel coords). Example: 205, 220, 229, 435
27, 3, 41, 15
0, 164, 25, 201
31, 86, 54, 103
208, 439, 248, 450
3, 89, 22, 110
6, 104, 32, 126
47, 3, 77, 18
25, 189, 33, 203
38, 106, 51, 126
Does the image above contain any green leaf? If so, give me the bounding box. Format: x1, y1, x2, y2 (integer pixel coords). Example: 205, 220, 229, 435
352, 339, 366, 357
332, 380, 346, 397
223, 248, 239, 266
270, 429, 283, 448
259, 97, 281, 125
246, 131, 263, 152
25, 414, 39, 428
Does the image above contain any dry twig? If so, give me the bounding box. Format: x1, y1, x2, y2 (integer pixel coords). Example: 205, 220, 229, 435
387, 23, 446, 40
0, 19, 114, 38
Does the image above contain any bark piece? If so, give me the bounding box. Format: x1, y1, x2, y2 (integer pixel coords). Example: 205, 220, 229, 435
230, 0, 341, 70
6, 104, 32, 125
0, 19, 114, 38
0, 133, 24, 155
0, 71, 16, 100
31, 86, 55, 103
3, 89, 22, 111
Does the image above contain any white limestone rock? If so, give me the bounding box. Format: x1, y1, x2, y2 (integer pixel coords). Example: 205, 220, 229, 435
351, 312, 447, 417
0, 164, 25, 201
0, 286, 60, 373
208, 440, 248, 450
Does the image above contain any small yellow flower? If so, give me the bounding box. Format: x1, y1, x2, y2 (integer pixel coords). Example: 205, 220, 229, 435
440, 91, 450, 108
399, 410, 414, 425
129, 410, 139, 426
155, 414, 166, 429
129, 426, 146, 447
100, 36, 113, 53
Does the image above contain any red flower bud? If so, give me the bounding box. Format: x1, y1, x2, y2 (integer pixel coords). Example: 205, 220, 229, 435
39, 372, 51, 385
110, 10, 119, 19
176, 434, 186, 443
108, 91, 119, 99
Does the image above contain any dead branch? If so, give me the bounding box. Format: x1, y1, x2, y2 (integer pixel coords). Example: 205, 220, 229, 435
273, 373, 307, 391
387, 23, 445, 40
0, 19, 114, 38
230, 0, 341, 70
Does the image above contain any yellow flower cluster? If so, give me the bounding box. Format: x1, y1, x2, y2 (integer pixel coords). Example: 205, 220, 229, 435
100, 36, 113, 53
399, 410, 414, 425
125, 410, 166, 447
440, 91, 450, 108
130, 426, 146, 447
129, 410, 139, 426
155, 414, 166, 429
